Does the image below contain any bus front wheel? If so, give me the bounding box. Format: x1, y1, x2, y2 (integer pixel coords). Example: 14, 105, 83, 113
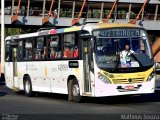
24, 76, 34, 97
68, 79, 82, 103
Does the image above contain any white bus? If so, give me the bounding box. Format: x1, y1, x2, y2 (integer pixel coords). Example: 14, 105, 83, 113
3, 23, 155, 102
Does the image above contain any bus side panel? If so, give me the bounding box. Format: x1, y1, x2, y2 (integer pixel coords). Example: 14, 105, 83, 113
24, 61, 50, 93
9, 60, 86, 96
16, 62, 33, 90
60, 60, 85, 95
47, 61, 64, 94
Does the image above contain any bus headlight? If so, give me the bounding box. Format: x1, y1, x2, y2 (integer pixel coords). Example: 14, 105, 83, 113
147, 72, 155, 81
98, 74, 111, 84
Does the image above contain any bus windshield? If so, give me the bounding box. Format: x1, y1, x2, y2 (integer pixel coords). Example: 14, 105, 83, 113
93, 28, 153, 72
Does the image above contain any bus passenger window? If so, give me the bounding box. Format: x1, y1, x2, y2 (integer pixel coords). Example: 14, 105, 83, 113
24, 40, 33, 60
63, 33, 78, 59
48, 35, 61, 59
34, 48, 46, 60
18, 41, 23, 61
34, 37, 46, 60
5, 41, 12, 62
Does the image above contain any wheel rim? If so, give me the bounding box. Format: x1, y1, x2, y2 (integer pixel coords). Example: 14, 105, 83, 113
73, 84, 80, 96
25, 80, 30, 94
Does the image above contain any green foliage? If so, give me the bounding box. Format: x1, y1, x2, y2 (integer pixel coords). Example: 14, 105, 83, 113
5, 28, 38, 37
5, 28, 20, 37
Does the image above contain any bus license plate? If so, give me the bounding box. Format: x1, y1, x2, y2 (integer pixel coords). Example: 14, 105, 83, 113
124, 85, 134, 90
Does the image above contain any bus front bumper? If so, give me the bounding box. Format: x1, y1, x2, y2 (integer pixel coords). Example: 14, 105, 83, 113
94, 77, 155, 97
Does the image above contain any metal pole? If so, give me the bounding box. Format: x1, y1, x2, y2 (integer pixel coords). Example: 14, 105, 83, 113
154, 5, 159, 21
27, 0, 30, 16
128, 4, 132, 21
72, 1, 75, 19
114, 4, 117, 21
100, 2, 104, 20
1, 0, 5, 74
42, 0, 46, 18
58, 0, 61, 18
11, 0, 15, 16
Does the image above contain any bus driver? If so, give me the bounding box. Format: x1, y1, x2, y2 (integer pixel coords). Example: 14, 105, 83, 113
120, 44, 134, 68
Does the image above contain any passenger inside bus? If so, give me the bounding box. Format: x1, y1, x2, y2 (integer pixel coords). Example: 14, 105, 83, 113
73, 46, 78, 58
50, 48, 56, 58
34, 51, 38, 60
63, 46, 73, 58
34, 47, 46, 60
42, 46, 46, 59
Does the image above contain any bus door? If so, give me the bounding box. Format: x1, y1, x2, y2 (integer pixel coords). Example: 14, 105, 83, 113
12, 45, 19, 90
82, 40, 92, 93
5, 42, 13, 88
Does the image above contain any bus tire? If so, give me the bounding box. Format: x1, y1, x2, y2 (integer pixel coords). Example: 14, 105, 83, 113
68, 79, 82, 103
24, 76, 34, 97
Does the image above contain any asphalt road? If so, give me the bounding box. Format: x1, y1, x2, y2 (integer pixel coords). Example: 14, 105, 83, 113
0, 83, 160, 120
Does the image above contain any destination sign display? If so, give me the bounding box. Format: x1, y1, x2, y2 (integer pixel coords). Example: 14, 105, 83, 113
97, 29, 141, 37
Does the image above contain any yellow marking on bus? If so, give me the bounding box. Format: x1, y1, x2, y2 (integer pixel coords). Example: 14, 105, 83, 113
45, 67, 48, 77
97, 23, 138, 29
100, 67, 154, 84
17, 71, 23, 77
64, 26, 81, 32
74, 68, 80, 76
84, 47, 88, 53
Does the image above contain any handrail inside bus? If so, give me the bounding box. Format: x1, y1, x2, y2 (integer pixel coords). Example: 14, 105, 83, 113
71, 0, 87, 26
129, 0, 150, 24
11, 0, 21, 23
102, 0, 119, 23
42, 0, 55, 25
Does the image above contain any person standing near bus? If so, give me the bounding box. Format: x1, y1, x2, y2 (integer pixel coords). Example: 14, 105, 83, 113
53, 9, 58, 25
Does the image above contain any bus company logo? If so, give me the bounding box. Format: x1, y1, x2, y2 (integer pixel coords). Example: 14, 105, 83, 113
128, 78, 132, 83
58, 64, 68, 71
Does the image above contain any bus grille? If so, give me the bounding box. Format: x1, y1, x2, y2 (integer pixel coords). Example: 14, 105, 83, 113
112, 78, 145, 84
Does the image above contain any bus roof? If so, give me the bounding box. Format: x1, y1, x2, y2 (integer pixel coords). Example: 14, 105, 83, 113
5, 23, 143, 41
